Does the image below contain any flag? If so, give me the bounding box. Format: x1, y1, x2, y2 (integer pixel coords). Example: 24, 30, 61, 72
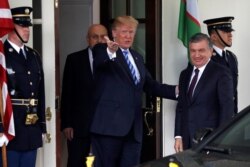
0, 0, 15, 141
0, 0, 14, 37
178, 0, 201, 47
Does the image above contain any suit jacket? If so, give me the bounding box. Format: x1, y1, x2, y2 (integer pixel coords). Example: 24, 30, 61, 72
60, 48, 94, 138
4, 40, 46, 151
175, 60, 234, 149
211, 49, 238, 113
91, 43, 176, 142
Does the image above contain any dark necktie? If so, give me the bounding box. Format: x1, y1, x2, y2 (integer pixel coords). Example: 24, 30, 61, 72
123, 50, 139, 84
222, 50, 228, 65
19, 48, 26, 59
188, 68, 199, 99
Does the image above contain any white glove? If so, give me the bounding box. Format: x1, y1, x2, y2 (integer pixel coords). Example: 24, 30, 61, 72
0, 134, 9, 147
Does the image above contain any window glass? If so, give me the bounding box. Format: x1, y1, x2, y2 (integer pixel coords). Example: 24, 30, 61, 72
131, 0, 145, 18
112, 0, 126, 18
209, 110, 250, 152
133, 24, 145, 61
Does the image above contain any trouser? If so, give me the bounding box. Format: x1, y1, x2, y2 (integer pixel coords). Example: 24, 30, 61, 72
91, 132, 142, 167
67, 137, 91, 167
0, 149, 37, 167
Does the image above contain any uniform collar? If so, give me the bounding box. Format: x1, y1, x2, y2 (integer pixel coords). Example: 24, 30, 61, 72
213, 45, 225, 57
7, 39, 25, 53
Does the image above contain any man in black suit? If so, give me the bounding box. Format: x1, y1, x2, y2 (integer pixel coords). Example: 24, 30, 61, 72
2, 6, 46, 167
90, 16, 178, 167
174, 33, 234, 152
204, 17, 238, 114
60, 24, 108, 167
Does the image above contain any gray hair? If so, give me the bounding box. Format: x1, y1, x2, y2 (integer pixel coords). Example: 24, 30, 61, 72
189, 33, 213, 49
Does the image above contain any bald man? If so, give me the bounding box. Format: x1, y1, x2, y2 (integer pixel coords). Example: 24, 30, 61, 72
60, 24, 108, 167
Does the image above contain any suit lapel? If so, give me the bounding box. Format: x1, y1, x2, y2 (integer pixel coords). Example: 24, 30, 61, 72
225, 51, 235, 69
83, 49, 94, 79
212, 49, 228, 66
184, 65, 193, 103
5, 41, 26, 64
24, 46, 33, 61
192, 61, 213, 101
129, 49, 144, 81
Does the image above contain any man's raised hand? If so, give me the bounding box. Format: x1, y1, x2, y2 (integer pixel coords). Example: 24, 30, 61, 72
104, 36, 119, 53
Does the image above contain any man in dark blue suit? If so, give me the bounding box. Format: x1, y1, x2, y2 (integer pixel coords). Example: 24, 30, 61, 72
174, 33, 234, 152
90, 16, 178, 167
60, 24, 107, 167
204, 17, 238, 114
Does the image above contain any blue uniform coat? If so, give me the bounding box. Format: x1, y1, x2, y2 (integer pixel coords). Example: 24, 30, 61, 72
211, 49, 238, 113
4, 40, 46, 151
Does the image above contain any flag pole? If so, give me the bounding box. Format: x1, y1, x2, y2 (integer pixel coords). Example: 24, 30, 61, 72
1, 145, 7, 167
0, 86, 7, 167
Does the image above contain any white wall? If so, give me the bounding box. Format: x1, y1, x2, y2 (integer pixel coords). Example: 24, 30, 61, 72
162, 0, 250, 156
40, 0, 56, 166
92, 0, 100, 23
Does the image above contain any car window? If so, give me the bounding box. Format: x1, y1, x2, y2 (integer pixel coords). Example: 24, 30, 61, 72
208, 110, 250, 153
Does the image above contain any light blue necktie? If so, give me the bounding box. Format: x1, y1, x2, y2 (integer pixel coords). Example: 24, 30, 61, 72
123, 50, 139, 85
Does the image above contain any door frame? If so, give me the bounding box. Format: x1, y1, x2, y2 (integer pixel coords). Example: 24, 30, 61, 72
37, 0, 56, 166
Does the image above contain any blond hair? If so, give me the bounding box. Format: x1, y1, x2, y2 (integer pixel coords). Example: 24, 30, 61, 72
112, 16, 138, 30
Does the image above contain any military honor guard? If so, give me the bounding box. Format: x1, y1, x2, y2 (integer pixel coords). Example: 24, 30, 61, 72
1, 6, 46, 167
204, 16, 238, 114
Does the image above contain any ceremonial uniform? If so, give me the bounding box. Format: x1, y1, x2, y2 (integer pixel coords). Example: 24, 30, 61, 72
4, 41, 46, 151
204, 16, 238, 113
0, 6, 46, 167
211, 49, 238, 113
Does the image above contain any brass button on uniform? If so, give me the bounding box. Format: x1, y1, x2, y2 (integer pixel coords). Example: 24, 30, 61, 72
27, 71, 31, 75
